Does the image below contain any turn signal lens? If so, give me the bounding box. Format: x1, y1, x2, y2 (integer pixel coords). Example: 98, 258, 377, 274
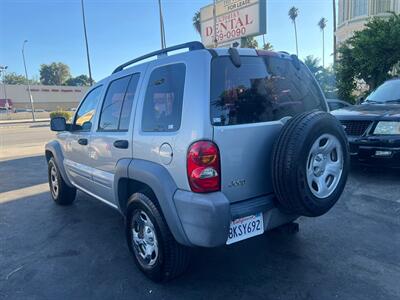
187, 141, 220, 193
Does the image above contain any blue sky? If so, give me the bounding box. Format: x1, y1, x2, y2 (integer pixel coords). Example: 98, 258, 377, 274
0, 0, 334, 82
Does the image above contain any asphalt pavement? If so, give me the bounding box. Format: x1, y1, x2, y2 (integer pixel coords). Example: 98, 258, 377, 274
0, 124, 399, 300
0, 122, 54, 160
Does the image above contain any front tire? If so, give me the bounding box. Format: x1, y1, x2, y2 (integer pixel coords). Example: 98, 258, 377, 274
125, 193, 191, 282
48, 157, 76, 205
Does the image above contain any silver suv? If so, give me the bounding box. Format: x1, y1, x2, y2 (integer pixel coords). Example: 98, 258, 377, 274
46, 42, 349, 282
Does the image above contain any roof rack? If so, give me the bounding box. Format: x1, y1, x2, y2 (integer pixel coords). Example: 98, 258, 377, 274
112, 41, 205, 74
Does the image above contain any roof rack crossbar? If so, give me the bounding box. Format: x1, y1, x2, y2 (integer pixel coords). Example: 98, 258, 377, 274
112, 41, 205, 74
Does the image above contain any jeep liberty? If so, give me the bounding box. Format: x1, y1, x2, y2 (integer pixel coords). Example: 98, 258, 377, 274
46, 42, 349, 281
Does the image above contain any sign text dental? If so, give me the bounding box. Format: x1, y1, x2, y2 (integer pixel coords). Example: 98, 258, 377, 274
200, 0, 266, 47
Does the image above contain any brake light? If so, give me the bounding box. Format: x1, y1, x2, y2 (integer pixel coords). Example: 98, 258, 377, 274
187, 141, 221, 193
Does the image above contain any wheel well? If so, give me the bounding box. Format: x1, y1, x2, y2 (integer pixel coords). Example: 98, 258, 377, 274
118, 178, 157, 215
45, 150, 53, 162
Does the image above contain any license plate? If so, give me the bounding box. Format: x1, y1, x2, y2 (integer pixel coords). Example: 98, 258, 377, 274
226, 213, 264, 245
375, 150, 392, 157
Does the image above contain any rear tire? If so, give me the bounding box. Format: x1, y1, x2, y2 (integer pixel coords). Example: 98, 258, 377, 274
48, 157, 76, 205
125, 192, 191, 282
272, 111, 349, 217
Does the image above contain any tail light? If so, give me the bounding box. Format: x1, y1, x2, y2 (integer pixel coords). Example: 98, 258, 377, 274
187, 141, 220, 193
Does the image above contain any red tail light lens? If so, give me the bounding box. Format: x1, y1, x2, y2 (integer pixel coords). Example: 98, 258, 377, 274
187, 141, 220, 193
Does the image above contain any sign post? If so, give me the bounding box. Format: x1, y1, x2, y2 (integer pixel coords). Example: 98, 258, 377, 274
200, 0, 266, 48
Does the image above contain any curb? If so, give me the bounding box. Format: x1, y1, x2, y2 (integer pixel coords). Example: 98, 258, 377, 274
0, 119, 50, 126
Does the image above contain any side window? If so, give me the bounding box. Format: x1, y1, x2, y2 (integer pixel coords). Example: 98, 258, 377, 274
98, 74, 140, 131
74, 86, 103, 131
119, 74, 140, 131
142, 64, 185, 132
99, 76, 131, 131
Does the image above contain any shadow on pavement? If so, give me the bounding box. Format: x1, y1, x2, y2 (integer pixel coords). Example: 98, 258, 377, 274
0, 154, 399, 299
0, 184, 398, 299
350, 162, 400, 178
0, 155, 48, 194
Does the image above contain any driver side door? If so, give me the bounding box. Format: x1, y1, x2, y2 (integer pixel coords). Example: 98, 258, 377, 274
64, 85, 103, 192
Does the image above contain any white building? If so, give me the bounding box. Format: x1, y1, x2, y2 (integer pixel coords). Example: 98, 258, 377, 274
336, 0, 400, 45
0, 84, 89, 111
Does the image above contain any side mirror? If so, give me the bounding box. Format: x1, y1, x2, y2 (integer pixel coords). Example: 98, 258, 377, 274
50, 117, 67, 131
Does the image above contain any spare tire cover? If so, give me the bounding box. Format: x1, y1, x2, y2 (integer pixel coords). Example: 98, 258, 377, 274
272, 111, 349, 217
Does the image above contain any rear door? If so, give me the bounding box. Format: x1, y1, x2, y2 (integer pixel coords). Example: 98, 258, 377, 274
89, 70, 143, 205
210, 55, 326, 202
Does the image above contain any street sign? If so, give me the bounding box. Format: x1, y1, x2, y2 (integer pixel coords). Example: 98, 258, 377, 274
200, 0, 266, 47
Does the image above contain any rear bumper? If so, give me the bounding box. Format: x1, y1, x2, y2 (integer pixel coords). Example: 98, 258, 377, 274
173, 190, 297, 247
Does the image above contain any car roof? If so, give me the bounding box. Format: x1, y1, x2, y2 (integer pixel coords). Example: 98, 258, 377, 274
94, 42, 295, 85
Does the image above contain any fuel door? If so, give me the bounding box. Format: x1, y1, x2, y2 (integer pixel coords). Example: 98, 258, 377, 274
159, 143, 173, 165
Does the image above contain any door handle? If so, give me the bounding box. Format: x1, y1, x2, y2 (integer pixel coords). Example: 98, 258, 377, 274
113, 140, 129, 149
78, 138, 88, 146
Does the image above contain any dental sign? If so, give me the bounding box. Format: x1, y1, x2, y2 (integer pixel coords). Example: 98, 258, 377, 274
200, 0, 266, 47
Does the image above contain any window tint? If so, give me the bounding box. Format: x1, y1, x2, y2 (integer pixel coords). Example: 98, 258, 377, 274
75, 85, 103, 130
119, 74, 140, 130
99, 76, 131, 131
210, 56, 325, 126
142, 64, 185, 132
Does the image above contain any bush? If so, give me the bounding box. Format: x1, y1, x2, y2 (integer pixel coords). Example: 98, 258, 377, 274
50, 110, 73, 122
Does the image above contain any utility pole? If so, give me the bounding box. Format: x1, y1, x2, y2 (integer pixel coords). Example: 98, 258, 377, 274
333, 0, 337, 64
22, 40, 36, 122
81, 0, 93, 85
157, 0, 166, 49
213, 0, 217, 47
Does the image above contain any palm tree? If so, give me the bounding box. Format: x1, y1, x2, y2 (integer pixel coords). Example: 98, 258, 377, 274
244, 36, 258, 49
304, 55, 321, 75
318, 17, 328, 68
192, 11, 201, 36
288, 6, 299, 56
263, 42, 274, 51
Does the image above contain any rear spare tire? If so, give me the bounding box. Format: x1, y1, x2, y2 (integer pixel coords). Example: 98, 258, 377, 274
272, 111, 349, 217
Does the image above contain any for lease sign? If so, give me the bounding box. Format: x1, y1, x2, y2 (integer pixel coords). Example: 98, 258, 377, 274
200, 0, 266, 47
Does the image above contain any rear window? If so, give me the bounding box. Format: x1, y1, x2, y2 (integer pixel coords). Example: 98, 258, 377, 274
210, 56, 326, 126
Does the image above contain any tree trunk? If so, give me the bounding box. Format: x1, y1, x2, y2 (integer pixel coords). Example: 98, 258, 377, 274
294, 21, 299, 56
322, 29, 325, 68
